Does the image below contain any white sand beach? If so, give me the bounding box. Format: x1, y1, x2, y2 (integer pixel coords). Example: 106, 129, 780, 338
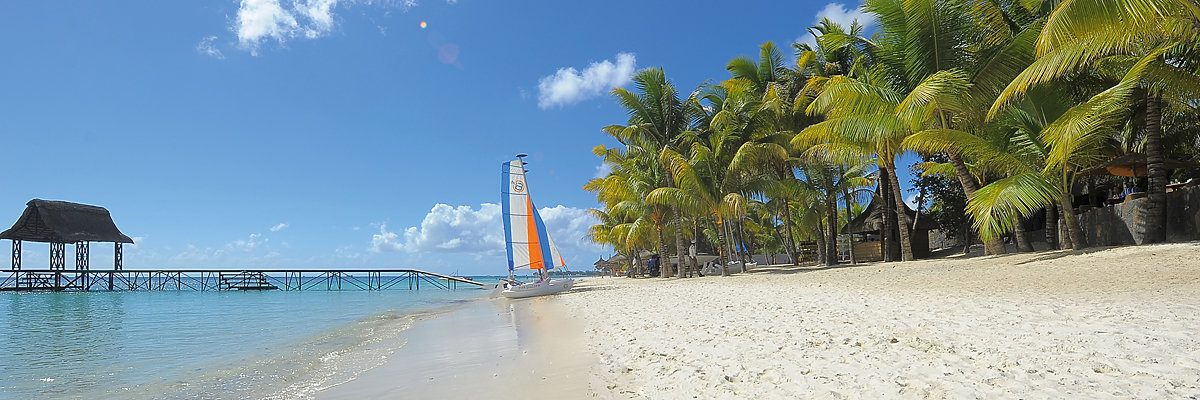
321, 243, 1200, 399
560, 243, 1200, 399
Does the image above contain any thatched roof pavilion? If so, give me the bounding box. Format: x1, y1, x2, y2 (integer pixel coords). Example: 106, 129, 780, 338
1, 199, 133, 270
842, 191, 936, 261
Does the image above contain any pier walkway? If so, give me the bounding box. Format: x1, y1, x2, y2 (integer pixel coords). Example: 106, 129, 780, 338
0, 269, 488, 292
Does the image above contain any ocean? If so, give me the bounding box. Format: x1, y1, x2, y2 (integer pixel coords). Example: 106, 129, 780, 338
0, 277, 508, 399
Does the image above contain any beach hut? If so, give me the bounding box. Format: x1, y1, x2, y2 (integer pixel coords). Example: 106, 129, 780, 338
842, 193, 936, 262
0, 199, 134, 270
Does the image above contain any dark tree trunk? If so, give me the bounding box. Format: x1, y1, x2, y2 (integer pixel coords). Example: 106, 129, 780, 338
782, 200, 799, 265
672, 207, 686, 278
844, 188, 857, 264
1044, 204, 1059, 250
1143, 94, 1167, 243
717, 217, 729, 276
656, 223, 668, 278
884, 165, 915, 261
826, 192, 839, 265
813, 223, 827, 265
947, 151, 1007, 255
879, 169, 895, 262
1014, 216, 1034, 252
1059, 193, 1088, 249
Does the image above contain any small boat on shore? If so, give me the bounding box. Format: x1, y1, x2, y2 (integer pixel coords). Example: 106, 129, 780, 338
498, 154, 573, 299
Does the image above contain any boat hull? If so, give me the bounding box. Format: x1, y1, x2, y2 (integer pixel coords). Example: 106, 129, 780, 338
501, 278, 574, 299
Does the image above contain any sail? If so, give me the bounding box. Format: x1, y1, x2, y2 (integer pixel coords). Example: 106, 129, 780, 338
501, 159, 566, 271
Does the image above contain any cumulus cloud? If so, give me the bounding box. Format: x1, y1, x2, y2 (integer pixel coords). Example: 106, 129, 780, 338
537, 53, 636, 109
196, 36, 224, 59
232, 0, 416, 55
370, 203, 601, 256
232, 233, 267, 251
797, 3, 877, 48
270, 223, 290, 232
236, 0, 301, 54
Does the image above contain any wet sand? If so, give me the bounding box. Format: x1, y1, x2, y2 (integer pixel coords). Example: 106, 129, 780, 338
317, 294, 592, 399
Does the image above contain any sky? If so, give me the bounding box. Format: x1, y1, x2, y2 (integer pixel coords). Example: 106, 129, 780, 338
0, 1, 908, 276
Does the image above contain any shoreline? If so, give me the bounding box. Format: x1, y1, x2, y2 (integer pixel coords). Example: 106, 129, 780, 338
317, 293, 593, 399
318, 242, 1200, 398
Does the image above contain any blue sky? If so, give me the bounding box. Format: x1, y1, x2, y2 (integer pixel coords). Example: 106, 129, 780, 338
0, 1, 907, 275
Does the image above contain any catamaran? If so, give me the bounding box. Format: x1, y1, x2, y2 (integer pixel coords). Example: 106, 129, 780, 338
498, 154, 574, 299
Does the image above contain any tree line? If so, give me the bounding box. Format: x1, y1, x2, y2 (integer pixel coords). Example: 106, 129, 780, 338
586, 0, 1200, 276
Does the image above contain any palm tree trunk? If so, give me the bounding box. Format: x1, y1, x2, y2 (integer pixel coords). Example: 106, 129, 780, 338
782, 200, 799, 265
813, 223, 827, 265
884, 165, 915, 261
672, 207, 685, 278
947, 151, 1007, 255
656, 224, 667, 277
1014, 216, 1034, 252
879, 170, 894, 262
716, 216, 729, 276
844, 188, 857, 264
826, 194, 839, 265
1044, 204, 1059, 250
1143, 94, 1167, 243
1059, 193, 1088, 249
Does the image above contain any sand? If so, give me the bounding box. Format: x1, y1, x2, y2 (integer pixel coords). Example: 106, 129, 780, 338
559, 243, 1200, 399
318, 295, 593, 400
319, 243, 1200, 399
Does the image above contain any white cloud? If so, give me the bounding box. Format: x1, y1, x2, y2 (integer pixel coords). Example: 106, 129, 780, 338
905, 193, 923, 209
816, 3, 876, 30
593, 162, 612, 179
236, 0, 301, 54
537, 53, 636, 109
270, 223, 290, 232
370, 203, 601, 256
232, 233, 266, 251
223, 0, 422, 55
797, 3, 877, 48
196, 36, 225, 59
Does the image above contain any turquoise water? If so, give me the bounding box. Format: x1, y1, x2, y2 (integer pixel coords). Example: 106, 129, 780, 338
0, 281, 498, 399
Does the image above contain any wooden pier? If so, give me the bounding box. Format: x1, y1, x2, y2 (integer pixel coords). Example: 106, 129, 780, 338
0, 269, 488, 292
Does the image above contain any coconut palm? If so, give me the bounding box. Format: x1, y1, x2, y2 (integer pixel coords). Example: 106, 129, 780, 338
911, 52, 1165, 249
992, 0, 1200, 243
607, 68, 705, 277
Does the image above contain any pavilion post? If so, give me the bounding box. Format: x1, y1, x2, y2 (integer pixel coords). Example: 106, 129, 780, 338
11, 239, 20, 271
50, 242, 65, 270
75, 241, 89, 270
115, 243, 123, 270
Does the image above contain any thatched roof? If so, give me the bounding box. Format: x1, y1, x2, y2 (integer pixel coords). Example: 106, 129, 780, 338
1078, 153, 1195, 177
842, 193, 936, 234
0, 199, 134, 244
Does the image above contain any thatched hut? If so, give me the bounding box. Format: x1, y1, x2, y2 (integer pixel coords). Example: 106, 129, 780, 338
0, 199, 134, 270
842, 194, 936, 262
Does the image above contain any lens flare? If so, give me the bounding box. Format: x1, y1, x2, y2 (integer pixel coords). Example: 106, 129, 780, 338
419, 21, 427, 29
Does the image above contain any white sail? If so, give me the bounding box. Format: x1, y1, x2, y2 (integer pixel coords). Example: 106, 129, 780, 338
501, 159, 565, 271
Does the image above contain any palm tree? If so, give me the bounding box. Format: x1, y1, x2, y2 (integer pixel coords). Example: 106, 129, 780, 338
649, 130, 747, 276
796, 68, 972, 261
993, 0, 1200, 243
607, 68, 703, 277
911, 53, 1165, 249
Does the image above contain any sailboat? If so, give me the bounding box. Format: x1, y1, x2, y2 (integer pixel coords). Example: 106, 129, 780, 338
499, 154, 574, 299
